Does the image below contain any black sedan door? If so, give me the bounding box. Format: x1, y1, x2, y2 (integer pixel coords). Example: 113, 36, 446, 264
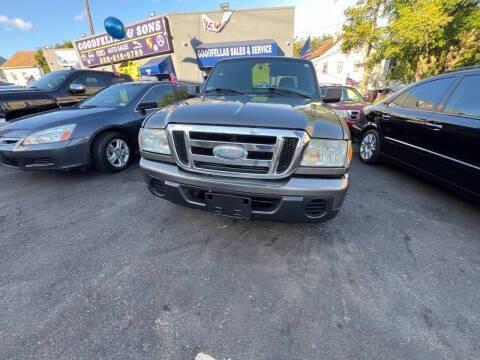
427, 74, 480, 197
378, 76, 457, 172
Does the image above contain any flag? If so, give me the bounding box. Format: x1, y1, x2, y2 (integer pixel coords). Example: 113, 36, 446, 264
346, 77, 359, 87
170, 72, 178, 85
300, 36, 313, 59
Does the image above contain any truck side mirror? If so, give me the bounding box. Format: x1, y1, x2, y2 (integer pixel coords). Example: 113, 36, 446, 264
137, 101, 158, 112
69, 83, 86, 94
322, 88, 342, 103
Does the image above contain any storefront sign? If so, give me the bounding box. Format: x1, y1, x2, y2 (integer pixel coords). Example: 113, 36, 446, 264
74, 16, 172, 68
195, 40, 279, 68
202, 11, 232, 32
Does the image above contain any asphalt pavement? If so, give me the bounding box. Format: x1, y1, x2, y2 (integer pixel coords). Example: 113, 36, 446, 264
1, 155, 479, 360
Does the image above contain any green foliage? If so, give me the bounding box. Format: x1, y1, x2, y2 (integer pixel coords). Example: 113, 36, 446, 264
293, 35, 333, 57
342, 0, 480, 83
53, 41, 74, 49
34, 49, 50, 74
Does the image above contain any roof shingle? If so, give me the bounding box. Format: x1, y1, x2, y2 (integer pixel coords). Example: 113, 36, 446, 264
1, 51, 38, 68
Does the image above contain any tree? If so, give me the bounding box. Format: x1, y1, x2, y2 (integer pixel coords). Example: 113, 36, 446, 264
35, 49, 50, 74
293, 35, 333, 57
385, 0, 480, 82
342, 0, 391, 90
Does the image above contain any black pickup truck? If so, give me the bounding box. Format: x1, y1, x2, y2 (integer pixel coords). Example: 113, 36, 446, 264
0, 69, 131, 123
139, 57, 352, 222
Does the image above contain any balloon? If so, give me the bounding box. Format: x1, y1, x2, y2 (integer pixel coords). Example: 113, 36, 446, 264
104, 17, 125, 40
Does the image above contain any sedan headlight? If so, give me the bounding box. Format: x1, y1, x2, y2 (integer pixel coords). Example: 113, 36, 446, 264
301, 139, 351, 167
22, 124, 76, 145
139, 128, 171, 154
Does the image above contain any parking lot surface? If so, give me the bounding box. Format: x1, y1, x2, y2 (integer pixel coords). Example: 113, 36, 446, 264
1, 156, 479, 360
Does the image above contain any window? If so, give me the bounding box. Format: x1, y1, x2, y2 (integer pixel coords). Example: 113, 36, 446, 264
353, 61, 361, 72
141, 85, 174, 107
71, 72, 111, 91
322, 63, 328, 74
336, 62, 344, 74
403, 77, 455, 111
80, 83, 145, 108
12, 73, 18, 81
204, 58, 318, 99
388, 91, 411, 108
30, 70, 69, 90
443, 75, 480, 118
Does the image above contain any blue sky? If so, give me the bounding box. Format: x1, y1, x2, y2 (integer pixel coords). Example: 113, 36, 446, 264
0, 0, 353, 58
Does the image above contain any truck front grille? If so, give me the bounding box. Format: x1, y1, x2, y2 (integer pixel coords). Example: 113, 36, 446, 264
167, 125, 308, 179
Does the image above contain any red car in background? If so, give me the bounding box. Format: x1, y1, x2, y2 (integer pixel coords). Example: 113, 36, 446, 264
319, 85, 369, 129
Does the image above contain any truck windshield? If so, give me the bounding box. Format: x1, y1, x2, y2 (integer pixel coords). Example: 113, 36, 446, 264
30, 70, 71, 90
204, 58, 319, 99
79, 83, 144, 109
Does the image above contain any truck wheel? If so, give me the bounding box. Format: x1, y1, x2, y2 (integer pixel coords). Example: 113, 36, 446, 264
359, 129, 381, 164
92, 132, 131, 172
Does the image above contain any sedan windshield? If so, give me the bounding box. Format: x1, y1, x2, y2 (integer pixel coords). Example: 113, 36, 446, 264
204, 58, 319, 99
80, 83, 145, 109
30, 70, 71, 90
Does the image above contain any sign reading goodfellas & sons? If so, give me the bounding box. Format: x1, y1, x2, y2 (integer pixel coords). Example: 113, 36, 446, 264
74, 16, 172, 68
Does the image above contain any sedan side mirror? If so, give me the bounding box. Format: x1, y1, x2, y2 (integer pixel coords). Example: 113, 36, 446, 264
322, 88, 342, 103
137, 101, 158, 112
69, 83, 86, 94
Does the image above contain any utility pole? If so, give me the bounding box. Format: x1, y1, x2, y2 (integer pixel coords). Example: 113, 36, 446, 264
84, 0, 95, 35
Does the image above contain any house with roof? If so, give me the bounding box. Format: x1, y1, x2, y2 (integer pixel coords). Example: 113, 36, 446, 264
0, 51, 44, 86
310, 37, 390, 90
0, 56, 7, 82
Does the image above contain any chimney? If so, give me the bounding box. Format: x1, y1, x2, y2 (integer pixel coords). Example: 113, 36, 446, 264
220, 3, 230, 11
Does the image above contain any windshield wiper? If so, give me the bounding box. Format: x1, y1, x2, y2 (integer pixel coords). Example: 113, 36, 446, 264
265, 87, 311, 99
204, 88, 245, 95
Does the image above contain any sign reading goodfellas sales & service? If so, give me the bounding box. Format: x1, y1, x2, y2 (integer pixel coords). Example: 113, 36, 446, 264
74, 16, 172, 68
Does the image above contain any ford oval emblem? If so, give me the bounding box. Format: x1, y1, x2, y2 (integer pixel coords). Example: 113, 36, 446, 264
213, 145, 248, 161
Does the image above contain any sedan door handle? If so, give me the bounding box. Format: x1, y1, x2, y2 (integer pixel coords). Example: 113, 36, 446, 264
424, 121, 443, 130
381, 114, 392, 119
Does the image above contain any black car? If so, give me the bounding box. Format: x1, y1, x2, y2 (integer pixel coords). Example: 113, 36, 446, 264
352, 66, 480, 200
0, 81, 190, 172
0, 69, 131, 122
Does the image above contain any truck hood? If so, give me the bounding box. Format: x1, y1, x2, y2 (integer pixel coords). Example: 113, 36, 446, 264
0, 88, 43, 97
327, 102, 367, 111
0, 107, 113, 138
146, 97, 347, 140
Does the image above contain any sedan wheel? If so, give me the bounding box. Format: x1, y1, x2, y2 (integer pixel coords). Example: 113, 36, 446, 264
359, 129, 381, 164
106, 138, 130, 168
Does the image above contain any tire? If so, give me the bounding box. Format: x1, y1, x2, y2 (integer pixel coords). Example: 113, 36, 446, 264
359, 129, 381, 164
92, 131, 131, 173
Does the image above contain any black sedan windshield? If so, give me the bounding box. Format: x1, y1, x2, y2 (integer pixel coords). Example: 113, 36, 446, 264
30, 70, 70, 90
80, 83, 145, 109
204, 58, 319, 99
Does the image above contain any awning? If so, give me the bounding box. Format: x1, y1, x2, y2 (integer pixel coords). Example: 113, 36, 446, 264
195, 39, 279, 69
140, 55, 175, 76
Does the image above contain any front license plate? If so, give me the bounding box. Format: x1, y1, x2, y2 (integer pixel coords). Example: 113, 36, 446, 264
205, 193, 252, 219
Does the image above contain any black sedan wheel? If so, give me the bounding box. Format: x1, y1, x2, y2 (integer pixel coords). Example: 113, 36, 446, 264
359, 129, 381, 164
92, 131, 131, 172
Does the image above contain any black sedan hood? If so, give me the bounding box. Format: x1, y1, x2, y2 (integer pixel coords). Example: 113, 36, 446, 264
146, 96, 347, 139
0, 107, 113, 138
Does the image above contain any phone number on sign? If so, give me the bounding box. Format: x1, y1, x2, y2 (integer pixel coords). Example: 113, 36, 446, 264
98, 49, 145, 64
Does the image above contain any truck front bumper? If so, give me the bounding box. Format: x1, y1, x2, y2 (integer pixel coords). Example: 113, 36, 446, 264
140, 158, 349, 222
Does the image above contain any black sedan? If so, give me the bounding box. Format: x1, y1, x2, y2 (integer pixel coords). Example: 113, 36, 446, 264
352, 67, 480, 201
0, 81, 188, 172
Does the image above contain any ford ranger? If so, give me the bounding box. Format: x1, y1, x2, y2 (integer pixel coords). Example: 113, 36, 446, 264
139, 57, 352, 222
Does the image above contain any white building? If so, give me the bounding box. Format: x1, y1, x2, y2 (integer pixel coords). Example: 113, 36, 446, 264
0, 51, 44, 86
311, 38, 389, 89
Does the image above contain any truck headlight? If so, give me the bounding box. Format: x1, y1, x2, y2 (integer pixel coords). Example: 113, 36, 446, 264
139, 128, 171, 154
22, 124, 76, 145
301, 139, 351, 167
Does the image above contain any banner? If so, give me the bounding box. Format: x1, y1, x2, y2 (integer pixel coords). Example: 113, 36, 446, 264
202, 11, 232, 32
74, 16, 172, 68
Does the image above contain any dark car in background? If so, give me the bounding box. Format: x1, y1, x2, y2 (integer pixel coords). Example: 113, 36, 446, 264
352, 67, 480, 201
319, 84, 369, 129
0, 81, 189, 172
0, 69, 131, 123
